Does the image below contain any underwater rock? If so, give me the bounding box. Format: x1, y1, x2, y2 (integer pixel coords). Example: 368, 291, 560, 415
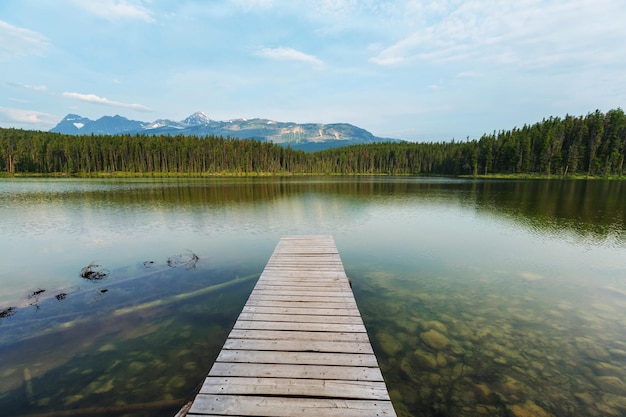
422, 320, 448, 333
494, 356, 507, 366
420, 329, 451, 351
602, 394, 626, 411
183, 361, 197, 371
128, 361, 146, 373
499, 375, 530, 399
509, 400, 552, 417
413, 350, 438, 370
575, 337, 611, 361
609, 348, 626, 359
399, 357, 418, 383
436, 352, 448, 367
377, 333, 403, 357
530, 360, 545, 371
388, 390, 412, 417
475, 328, 493, 340
591, 361, 624, 377
475, 405, 499, 415
64, 394, 84, 406
595, 376, 626, 396
36, 397, 51, 407
574, 392, 595, 405
86, 376, 115, 395
596, 402, 622, 416
168, 375, 186, 389
474, 383, 495, 404
98, 343, 117, 352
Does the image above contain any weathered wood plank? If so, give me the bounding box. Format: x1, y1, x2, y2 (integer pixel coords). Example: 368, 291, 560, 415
254, 284, 351, 292
246, 294, 357, 304
259, 272, 346, 277
188, 395, 396, 417
233, 320, 365, 332
200, 377, 391, 400
242, 305, 360, 316
247, 290, 355, 298
222, 339, 375, 354
215, 350, 378, 367
235, 312, 364, 324
208, 362, 385, 382
228, 329, 370, 343
257, 277, 347, 282
241, 300, 359, 310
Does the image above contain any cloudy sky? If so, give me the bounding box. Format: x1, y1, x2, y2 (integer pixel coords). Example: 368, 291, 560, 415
1, 0, 625, 141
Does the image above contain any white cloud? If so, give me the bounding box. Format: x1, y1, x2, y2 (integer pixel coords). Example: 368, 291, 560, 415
72, 0, 155, 22
0, 107, 55, 126
369, 0, 626, 70
62, 92, 153, 111
256, 47, 324, 68
7, 82, 48, 92
0, 21, 49, 60
231, 0, 274, 11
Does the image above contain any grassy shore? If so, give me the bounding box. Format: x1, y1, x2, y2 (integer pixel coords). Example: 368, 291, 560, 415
461, 173, 625, 180
1, 171, 624, 179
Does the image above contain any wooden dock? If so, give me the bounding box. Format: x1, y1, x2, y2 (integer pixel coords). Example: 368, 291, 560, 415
185, 235, 396, 416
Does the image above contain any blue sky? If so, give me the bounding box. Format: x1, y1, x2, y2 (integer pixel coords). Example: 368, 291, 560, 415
1, 0, 625, 141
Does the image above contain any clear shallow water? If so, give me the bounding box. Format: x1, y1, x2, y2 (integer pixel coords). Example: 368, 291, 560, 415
1, 177, 625, 416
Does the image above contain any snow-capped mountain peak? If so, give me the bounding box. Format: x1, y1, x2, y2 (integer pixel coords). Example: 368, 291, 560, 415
49, 112, 401, 151
182, 111, 211, 126
144, 119, 184, 130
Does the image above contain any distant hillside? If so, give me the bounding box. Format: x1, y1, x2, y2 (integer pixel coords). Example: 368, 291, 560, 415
49, 112, 401, 151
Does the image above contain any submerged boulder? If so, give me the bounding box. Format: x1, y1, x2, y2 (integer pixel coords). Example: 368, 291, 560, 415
420, 329, 451, 351
509, 400, 552, 417
413, 350, 438, 370
377, 332, 403, 357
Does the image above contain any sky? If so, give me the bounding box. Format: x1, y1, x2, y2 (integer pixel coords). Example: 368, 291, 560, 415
1, 0, 625, 141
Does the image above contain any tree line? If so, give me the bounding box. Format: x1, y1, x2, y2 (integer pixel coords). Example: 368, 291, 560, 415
1, 109, 625, 177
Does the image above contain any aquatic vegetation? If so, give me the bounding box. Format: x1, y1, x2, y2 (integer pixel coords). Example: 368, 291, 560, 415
167, 250, 200, 269
0, 306, 16, 320
80, 262, 110, 281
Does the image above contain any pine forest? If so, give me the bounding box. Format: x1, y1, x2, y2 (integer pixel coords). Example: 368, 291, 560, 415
1, 109, 625, 177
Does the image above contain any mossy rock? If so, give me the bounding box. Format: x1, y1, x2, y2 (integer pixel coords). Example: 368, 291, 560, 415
377, 332, 403, 357
413, 350, 438, 370
420, 329, 451, 351
509, 400, 552, 417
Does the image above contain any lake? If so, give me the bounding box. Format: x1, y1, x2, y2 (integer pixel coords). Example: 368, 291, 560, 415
1, 177, 625, 417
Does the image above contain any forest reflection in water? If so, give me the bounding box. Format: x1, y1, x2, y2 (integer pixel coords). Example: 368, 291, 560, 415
0, 177, 625, 417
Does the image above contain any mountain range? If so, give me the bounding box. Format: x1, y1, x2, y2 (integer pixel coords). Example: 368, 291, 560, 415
50, 112, 400, 151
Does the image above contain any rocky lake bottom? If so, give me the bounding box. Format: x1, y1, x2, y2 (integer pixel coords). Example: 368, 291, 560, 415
356, 268, 626, 417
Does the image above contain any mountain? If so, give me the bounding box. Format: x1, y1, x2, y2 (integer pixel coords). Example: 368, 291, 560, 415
50, 112, 401, 151
181, 111, 211, 126
50, 114, 146, 135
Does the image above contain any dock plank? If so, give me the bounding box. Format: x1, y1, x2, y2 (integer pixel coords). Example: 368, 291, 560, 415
222, 338, 375, 354
236, 312, 365, 324
215, 350, 379, 367
228, 329, 371, 343
188, 395, 396, 417
208, 362, 385, 381
199, 377, 391, 400
233, 320, 365, 332
185, 236, 396, 417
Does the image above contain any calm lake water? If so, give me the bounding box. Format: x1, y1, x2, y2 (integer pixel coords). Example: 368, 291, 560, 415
1, 177, 625, 417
